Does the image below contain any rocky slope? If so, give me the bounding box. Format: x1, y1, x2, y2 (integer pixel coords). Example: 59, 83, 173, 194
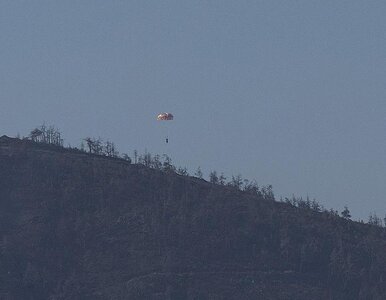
0, 136, 385, 299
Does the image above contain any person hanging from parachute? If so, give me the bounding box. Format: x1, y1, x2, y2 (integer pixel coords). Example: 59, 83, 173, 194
157, 112, 174, 143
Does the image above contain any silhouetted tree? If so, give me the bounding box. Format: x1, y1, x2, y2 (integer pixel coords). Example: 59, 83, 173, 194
30, 128, 43, 142
80, 141, 86, 152
368, 213, 382, 226
133, 150, 138, 164
341, 206, 351, 220
218, 173, 227, 185
30, 124, 63, 146
243, 179, 260, 195
84, 137, 103, 154
311, 199, 322, 212
152, 154, 162, 169
229, 174, 243, 190
261, 184, 274, 200
329, 209, 339, 217
139, 152, 152, 167
209, 171, 219, 184
93, 138, 103, 154
384, 214, 386, 228
162, 154, 175, 172
177, 167, 189, 176
104, 141, 119, 157
195, 167, 203, 179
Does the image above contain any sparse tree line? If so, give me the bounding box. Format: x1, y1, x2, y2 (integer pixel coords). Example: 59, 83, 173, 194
24, 124, 130, 161
281, 195, 386, 228
131, 151, 275, 200
17, 124, 386, 227
208, 171, 275, 201
29, 124, 63, 146
82, 137, 120, 158
367, 212, 386, 227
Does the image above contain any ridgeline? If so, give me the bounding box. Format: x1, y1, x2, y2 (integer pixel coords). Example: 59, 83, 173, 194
0, 136, 385, 299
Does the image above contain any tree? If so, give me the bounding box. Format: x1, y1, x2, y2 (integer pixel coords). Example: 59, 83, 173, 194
133, 150, 138, 164
104, 141, 119, 157
30, 128, 43, 142
311, 199, 322, 212
218, 173, 227, 185
384, 214, 386, 228
162, 154, 175, 172
139, 151, 152, 167
152, 154, 162, 169
329, 209, 339, 217
195, 167, 203, 179
209, 171, 219, 184
84, 137, 103, 154
243, 179, 260, 195
368, 213, 382, 226
80, 141, 86, 152
261, 184, 274, 200
177, 167, 189, 176
30, 124, 63, 146
341, 206, 351, 220
84, 137, 94, 153
229, 174, 243, 190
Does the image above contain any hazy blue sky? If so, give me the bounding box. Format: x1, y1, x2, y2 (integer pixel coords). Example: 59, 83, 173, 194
1, 1, 385, 219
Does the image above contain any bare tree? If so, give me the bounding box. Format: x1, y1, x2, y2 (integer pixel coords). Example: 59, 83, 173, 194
80, 141, 86, 152
177, 167, 189, 176
243, 179, 260, 195
104, 141, 119, 157
162, 154, 175, 172
30, 129, 43, 142
229, 174, 243, 190
152, 154, 162, 169
368, 213, 382, 226
194, 167, 203, 179
30, 124, 63, 146
84, 137, 103, 154
209, 171, 219, 184
139, 151, 152, 167
261, 184, 274, 200
84, 137, 95, 153
384, 214, 386, 228
133, 150, 138, 164
341, 206, 351, 220
218, 173, 227, 185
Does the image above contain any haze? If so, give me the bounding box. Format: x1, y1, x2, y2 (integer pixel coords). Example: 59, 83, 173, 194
0, 1, 385, 220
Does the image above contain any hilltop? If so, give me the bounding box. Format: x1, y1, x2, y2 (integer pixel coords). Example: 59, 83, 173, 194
0, 136, 385, 299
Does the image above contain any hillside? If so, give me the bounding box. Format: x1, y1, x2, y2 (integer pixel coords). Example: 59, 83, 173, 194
0, 136, 386, 299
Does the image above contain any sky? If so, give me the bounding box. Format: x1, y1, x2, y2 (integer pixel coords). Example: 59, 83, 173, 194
0, 1, 385, 220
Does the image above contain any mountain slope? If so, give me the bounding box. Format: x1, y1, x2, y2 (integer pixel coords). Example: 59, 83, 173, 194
0, 136, 385, 299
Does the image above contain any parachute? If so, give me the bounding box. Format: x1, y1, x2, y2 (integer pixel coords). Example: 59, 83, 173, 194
157, 113, 174, 121
157, 113, 174, 143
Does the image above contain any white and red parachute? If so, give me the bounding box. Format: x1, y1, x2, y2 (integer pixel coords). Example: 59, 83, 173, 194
157, 113, 174, 121
157, 113, 174, 143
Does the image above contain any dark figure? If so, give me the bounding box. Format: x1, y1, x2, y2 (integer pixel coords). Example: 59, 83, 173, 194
166, 138, 169, 144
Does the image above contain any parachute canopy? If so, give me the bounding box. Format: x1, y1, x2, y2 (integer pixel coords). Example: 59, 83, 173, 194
157, 113, 174, 121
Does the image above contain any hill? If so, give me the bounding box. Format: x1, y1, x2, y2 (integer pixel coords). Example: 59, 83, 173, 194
0, 136, 385, 299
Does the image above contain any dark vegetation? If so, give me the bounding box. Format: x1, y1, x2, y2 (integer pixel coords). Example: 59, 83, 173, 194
23, 124, 386, 226
0, 125, 385, 299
